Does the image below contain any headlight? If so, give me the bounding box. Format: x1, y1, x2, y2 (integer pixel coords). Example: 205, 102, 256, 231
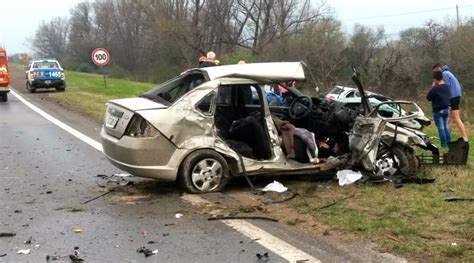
125, 115, 159, 137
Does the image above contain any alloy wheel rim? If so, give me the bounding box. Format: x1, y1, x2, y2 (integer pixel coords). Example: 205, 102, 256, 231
191, 158, 223, 192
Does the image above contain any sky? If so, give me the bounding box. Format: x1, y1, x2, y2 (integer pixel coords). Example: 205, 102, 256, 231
0, 0, 473, 54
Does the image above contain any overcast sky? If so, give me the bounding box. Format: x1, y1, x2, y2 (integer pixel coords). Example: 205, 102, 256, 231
0, 0, 472, 54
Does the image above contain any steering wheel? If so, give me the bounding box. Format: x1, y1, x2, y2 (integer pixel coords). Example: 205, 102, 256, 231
289, 95, 313, 120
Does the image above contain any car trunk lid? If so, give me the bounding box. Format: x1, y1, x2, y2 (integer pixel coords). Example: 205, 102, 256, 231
104, 98, 168, 138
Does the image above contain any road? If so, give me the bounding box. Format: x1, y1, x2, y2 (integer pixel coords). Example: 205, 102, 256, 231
0, 67, 400, 262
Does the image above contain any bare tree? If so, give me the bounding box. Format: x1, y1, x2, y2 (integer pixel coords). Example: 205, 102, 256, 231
28, 17, 69, 59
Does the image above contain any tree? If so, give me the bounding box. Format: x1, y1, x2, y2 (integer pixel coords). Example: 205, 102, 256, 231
28, 17, 69, 59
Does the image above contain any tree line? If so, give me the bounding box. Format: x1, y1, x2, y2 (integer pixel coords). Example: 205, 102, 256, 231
25, 0, 474, 99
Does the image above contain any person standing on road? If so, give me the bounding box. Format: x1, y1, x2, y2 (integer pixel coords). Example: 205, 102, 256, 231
427, 70, 452, 148
432, 63, 468, 142
199, 51, 218, 68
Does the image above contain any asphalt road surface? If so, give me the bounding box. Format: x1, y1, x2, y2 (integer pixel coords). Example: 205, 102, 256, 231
0, 67, 401, 263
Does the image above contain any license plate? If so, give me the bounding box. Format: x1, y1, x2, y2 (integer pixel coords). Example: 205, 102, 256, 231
106, 115, 119, 128
45, 80, 51, 84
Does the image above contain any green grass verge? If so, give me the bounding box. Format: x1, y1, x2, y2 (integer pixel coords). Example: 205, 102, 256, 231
51, 71, 154, 121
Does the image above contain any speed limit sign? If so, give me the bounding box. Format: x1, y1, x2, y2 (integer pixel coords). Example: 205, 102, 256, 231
91, 48, 110, 66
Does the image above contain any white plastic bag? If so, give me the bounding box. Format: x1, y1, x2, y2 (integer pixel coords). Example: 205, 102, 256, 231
337, 170, 363, 186
262, 181, 288, 193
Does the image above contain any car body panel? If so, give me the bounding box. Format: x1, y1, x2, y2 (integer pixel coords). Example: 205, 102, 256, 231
201, 62, 305, 82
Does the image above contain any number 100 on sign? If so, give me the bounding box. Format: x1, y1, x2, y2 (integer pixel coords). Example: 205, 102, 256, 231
91, 48, 110, 66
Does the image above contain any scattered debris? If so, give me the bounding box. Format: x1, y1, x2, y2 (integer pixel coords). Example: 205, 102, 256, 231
0, 232, 16, 237
316, 194, 356, 210
24, 236, 33, 244
81, 189, 115, 204
69, 254, 84, 262
73, 228, 83, 234
14, 209, 22, 213
0, 253, 5, 257
451, 242, 458, 246
175, 213, 183, 219
17, 249, 30, 255
208, 215, 278, 222
444, 196, 474, 202
262, 192, 297, 205
46, 255, 61, 261
137, 247, 158, 257
256, 252, 269, 262
336, 170, 363, 186
96, 174, 134, 188
262, 181, 287, 193
147, 241, 157, 244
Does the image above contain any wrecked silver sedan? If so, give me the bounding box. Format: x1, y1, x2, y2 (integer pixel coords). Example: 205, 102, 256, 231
101, 62, 425, 193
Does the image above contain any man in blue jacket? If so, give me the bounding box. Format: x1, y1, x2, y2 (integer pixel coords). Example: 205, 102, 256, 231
432, 63, 468, 142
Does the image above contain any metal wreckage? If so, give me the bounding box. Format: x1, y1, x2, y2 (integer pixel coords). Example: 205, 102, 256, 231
100, 62, 466, 193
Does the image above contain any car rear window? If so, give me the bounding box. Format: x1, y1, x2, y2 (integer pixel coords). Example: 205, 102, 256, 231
33, 61, 59, 69
329, 86, 344, 95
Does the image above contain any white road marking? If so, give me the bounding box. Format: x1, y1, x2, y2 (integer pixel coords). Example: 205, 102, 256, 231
10, 89, 103, 152
182, 194, 321, 263
13, 89, 320, 263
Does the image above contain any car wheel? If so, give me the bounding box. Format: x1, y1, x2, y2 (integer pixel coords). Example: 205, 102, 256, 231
179, 150, 229, 193
26, 82, 35, 93
375, 143, 418, 177
0, 93, 7, 102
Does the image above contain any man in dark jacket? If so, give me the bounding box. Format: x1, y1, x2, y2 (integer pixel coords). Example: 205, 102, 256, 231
427, 70, 451, 147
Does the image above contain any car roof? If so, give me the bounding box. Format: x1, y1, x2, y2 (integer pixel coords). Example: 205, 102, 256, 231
32, 59, 59, 63
197, 62, 305, 82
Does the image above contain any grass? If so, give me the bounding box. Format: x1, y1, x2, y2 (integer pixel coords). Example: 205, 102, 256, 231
52, 71, 154, 121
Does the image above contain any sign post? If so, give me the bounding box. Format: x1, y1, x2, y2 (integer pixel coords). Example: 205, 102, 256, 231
91, 48, 110, 89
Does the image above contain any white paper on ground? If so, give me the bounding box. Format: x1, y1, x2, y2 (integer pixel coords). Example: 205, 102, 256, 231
337, 170, 363, 186
17, 249, 30, 255
262, 180, 288, 193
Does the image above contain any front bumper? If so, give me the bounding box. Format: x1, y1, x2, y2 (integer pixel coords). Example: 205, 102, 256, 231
100, 127, 187, 181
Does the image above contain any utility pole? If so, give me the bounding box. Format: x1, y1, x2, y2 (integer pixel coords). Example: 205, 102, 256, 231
456, 4, 460, 29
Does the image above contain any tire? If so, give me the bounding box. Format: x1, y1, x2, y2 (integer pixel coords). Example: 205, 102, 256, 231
375, 143, 418, 177
178, 149, 229, 193
26, 82, 35, 93
56, 82, 66, 92
0, 93, 7, 102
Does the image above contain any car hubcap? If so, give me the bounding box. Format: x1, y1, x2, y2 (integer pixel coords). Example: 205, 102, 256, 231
191, 159, 223, 192
375, 153, 400, 177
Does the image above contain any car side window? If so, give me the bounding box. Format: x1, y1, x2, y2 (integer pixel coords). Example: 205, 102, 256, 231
196, 92, 215, 115
146, 73, 206, 103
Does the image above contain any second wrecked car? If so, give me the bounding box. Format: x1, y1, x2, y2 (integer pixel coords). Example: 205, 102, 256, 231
101, 62, 426, 193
